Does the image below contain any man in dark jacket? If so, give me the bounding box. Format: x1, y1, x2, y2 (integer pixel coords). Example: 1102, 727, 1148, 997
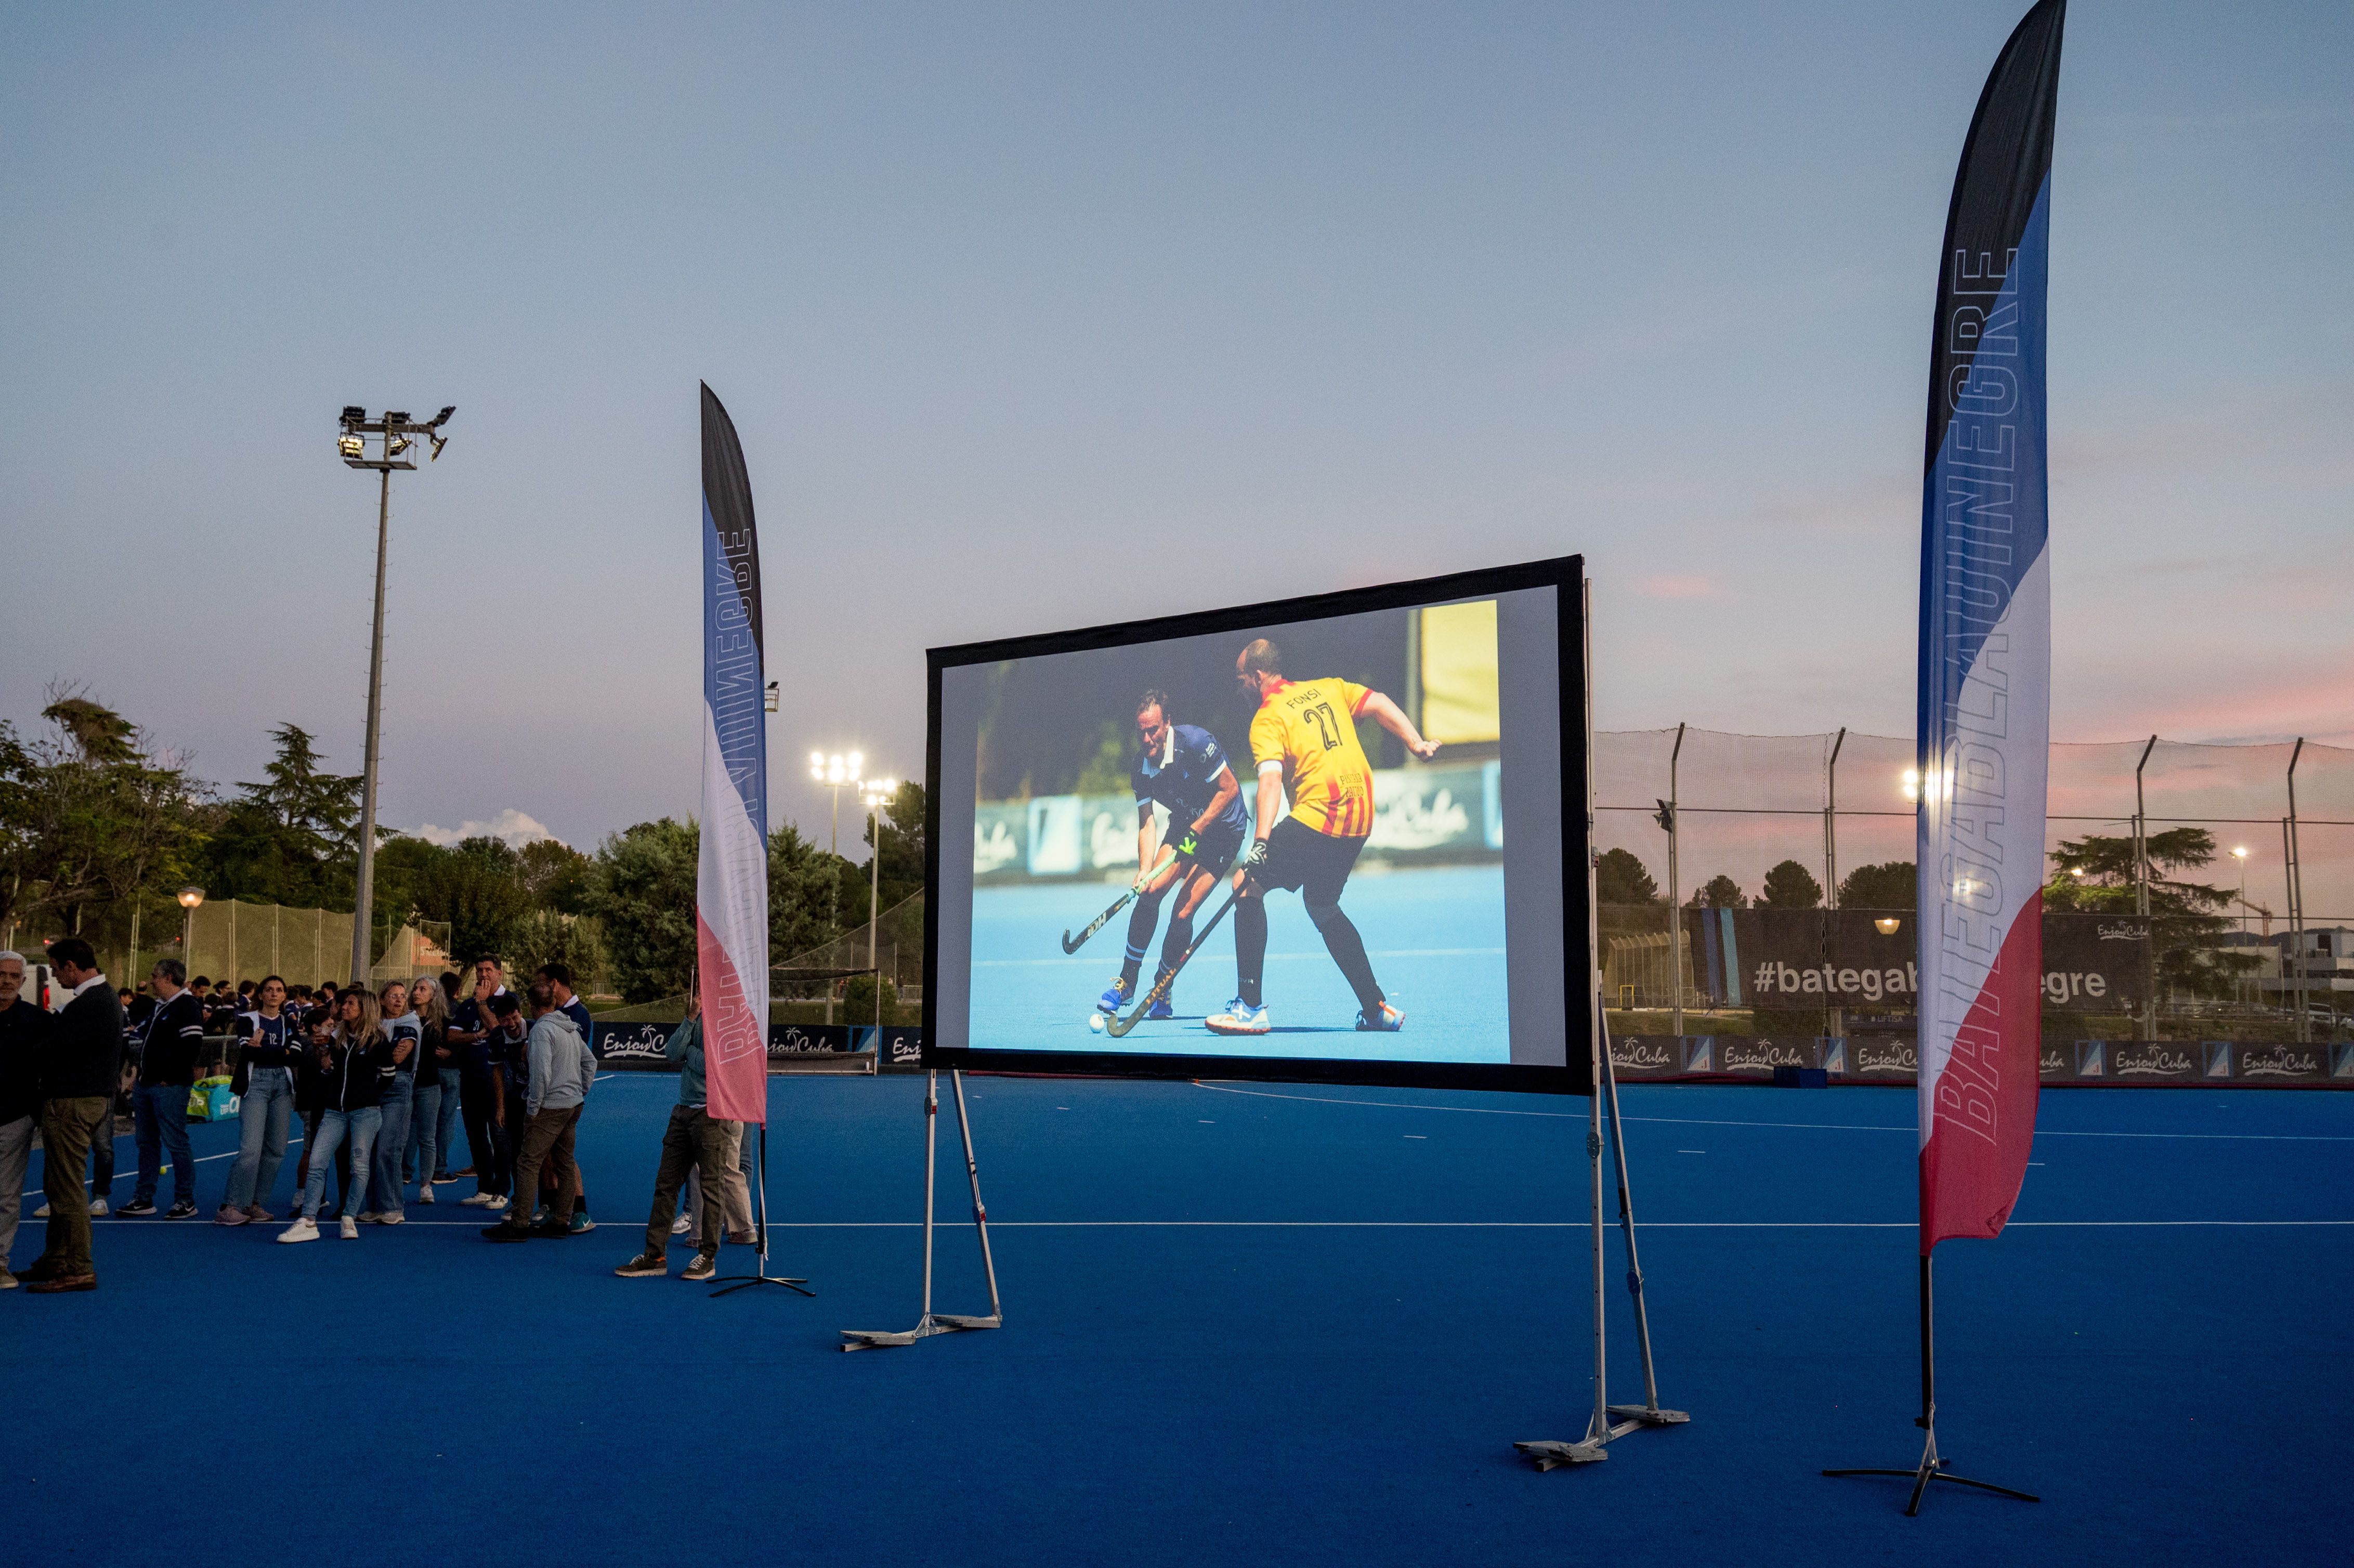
122, 959, 205, 1219
24, 938, 124, 1292
0, 949, 49, 1289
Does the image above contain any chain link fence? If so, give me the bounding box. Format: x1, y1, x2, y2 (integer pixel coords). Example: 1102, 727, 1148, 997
1597, 728, 2354, 1045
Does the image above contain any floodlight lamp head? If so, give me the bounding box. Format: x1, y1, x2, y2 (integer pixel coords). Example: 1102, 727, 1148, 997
430, 406, 455, 427
384, 410, 411, 426
428, 433, 447, 462
1875, 916, 1901, 936
341, 406, 367, 426
387, 435, 412, 456
177, 886, 205, 909
338, 435, 366, 460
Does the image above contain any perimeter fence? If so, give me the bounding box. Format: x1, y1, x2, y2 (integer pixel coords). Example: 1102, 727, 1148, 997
1593, 728, 2354, 1047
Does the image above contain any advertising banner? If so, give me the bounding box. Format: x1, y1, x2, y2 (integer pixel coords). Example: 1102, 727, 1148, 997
696, 383, 770, 1126
1915, 0, 2065, 1252
1716, 910, 2150, 1009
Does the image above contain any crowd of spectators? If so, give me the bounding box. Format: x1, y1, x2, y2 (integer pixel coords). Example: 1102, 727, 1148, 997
1, 943, 756, 1291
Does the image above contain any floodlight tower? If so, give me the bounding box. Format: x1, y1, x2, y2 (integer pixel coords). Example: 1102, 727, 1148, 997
861, 775, 898, 1031
336, 404, 454, 985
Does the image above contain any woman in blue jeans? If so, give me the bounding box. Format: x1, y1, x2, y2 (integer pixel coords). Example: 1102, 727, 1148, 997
219, 977, 298, 1225
363, 981, 419, 1223
401, 977, 454, 1202
279, 988, 395, 1244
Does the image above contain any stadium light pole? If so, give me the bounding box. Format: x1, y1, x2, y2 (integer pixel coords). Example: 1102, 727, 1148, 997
177, 886, 205, 971
810, 749, 865, 931
336, 404, 454, 986
860, 776, 896, 1034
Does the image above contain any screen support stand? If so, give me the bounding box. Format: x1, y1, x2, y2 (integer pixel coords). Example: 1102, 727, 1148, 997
841, 1068, 1003, 1350
1516, 1000, 1687, 1470
710, 1122, 815, 1298
1822, 1253, 2039, 1513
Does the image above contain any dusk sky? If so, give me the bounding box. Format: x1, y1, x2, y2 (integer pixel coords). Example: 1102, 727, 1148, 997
3, 2, 2347, 852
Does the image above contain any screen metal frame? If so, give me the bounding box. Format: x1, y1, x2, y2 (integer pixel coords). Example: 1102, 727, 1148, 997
921, 555, 1593, 1095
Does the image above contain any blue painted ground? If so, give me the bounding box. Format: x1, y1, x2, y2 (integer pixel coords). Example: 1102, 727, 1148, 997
969, 863, 1510, 1061
4, 1074, 2348, 1565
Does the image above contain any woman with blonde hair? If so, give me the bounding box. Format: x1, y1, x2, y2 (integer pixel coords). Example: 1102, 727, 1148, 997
402, 975, 454, 1203
280, 987, 397, 1244
361, 979, 420, 1224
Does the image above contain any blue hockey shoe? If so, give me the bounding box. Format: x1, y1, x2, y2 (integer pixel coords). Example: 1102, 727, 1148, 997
1354, 1001, 1405, 1032
1097, 976, 1134, 1015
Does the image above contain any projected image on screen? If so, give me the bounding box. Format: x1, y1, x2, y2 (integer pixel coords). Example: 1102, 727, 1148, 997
926, 559, 1586, 1089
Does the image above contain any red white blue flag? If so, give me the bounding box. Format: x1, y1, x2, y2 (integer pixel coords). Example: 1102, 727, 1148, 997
698, 383, 769, 1125
1916, 1, 2064, 1252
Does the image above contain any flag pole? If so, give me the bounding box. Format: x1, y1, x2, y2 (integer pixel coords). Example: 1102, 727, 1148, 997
709, 1122, 813, 1298
1825, 1251, 2037, 1512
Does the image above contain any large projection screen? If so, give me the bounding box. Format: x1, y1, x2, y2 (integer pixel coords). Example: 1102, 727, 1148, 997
924, 556, 1591, 1094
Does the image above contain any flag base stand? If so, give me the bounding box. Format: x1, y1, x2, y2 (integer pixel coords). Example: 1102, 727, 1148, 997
1516, 1001, 1688, 1470
841, 1068, 1002, 1351
711, 1124, 815, 1298
1823, 1254, 2038, 1514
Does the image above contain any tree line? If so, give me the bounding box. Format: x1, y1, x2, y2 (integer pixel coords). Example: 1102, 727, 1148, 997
0, 690, 924, 1000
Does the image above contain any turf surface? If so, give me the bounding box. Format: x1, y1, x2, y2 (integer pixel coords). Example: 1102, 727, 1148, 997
4, 1073, 2347, 1565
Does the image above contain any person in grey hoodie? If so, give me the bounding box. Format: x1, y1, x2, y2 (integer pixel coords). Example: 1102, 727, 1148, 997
482, 981, 596, 1243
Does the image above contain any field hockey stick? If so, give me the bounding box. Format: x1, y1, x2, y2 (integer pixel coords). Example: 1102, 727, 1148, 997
1105, 877, 1245, 1039
1060, 845, 1178, 954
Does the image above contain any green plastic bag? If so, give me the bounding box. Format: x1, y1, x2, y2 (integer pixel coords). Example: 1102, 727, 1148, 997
188, 1075, 237, 1122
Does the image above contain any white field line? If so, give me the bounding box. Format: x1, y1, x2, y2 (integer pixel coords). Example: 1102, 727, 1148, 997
1189, 1081, 2354, 1141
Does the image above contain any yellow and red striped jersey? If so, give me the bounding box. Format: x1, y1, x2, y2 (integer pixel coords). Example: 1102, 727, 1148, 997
1249, 676, 1375, 839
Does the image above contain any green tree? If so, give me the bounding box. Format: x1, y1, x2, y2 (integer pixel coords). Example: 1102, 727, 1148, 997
1839, 861, 1915, 910
201, 725, 363, 909
1596, 847, 1660, 906
1686, 874, 1747, 909
1758, 859, 1823, 909
517, 838, 592, 914
590, 817, 699, 1004
0, 694, 209, 943
414, 837, 532, 966
1070, 720, 1133, 796
512, 908, 606, 986
769, 820, 840, 964
2045, 829, 2254, 1000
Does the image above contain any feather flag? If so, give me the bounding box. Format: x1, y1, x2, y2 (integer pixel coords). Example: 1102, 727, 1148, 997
698, 383, 769, 1125
1916, 0, 2064, 1252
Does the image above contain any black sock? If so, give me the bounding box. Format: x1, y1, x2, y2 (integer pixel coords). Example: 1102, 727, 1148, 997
1235, 897, 1268, 1008
1310, 902, 1384, 1014
1155, 913, 1195, 987
1120, 896, 1159, 986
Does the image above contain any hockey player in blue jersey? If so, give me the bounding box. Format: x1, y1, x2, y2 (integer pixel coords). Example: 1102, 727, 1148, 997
1096, 689, 1248, 1021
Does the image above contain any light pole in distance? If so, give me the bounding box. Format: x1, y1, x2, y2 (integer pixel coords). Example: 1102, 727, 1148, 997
336, 404, 454, 985
177, 887, 205, 972
860, 775, 897, 1033
811, 750, 865, 929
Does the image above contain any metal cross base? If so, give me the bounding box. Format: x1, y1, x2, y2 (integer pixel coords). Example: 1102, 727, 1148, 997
1824, 1426, 2039, 1517
709, 1125, 815, 1298
1516, 1403, 1691, 1471
1515, 997, 1688, 1472
840, 1068, 1004, 1353
710, 1270, 814, 1299
840, 1311, 1000, 1351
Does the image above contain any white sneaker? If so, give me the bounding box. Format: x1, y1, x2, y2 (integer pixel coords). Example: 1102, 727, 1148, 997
461, 1192, 494, 1207
486, 1195, 511, 1212
377, 1210, 404, 1225
89, 1198, 109, 1217
33, 1202, 50, 1219
417, 1187, 435, 1206
278, 1217, 320, 1244
356, 1211, 383, 1224
339, 1216, 359, 1239
670, 1213, 693, 1236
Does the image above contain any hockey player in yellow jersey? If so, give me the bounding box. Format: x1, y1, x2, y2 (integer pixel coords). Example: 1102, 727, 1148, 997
1207, 637, 1440, 1036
